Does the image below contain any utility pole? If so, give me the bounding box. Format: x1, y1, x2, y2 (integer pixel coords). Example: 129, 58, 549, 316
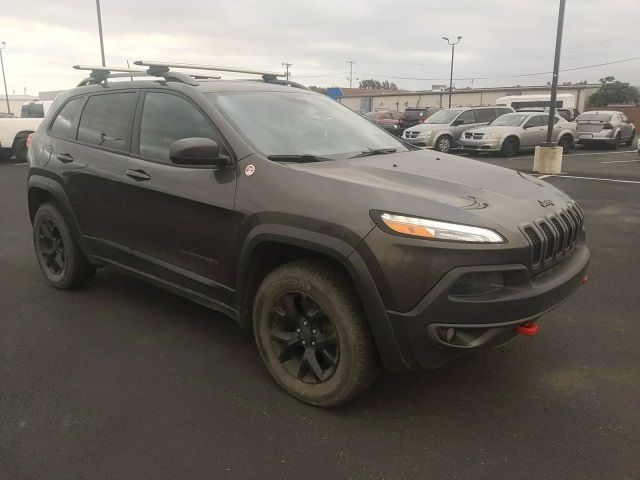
347, 61, 355, 88
545, 0, 566, 145
282, 62, 292, 82
0, 42, 10, 115
96, 0, 106, 66
442, 36, 462, 108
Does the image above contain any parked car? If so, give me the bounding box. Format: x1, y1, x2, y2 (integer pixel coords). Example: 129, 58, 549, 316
397, 107, 442, 131
576, 111, 636, 148
458, 112, 577, 156
402, 106, 515, 153
517, 107, 580, 122
0, 116, 43, 161
364, 110, 404, 135
27, 62, 589, 407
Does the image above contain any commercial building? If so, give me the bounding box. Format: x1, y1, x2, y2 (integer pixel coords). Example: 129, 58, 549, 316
335, 84, 600, 113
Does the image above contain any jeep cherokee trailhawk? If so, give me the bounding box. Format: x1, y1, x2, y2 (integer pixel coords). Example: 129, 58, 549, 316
27, 62, 589, 406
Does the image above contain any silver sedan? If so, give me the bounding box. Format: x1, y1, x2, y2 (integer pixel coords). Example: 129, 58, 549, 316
576, 111, 636, 149
458, 112, 577, 156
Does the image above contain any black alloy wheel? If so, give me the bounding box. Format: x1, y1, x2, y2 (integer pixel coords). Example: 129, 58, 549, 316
38, 219, 66, 276
269, 291, 339, 384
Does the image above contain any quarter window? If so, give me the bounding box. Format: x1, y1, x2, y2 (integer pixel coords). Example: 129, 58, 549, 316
139, 92, 225, 162
77, 92, 138, 151
50, 98, 84, 139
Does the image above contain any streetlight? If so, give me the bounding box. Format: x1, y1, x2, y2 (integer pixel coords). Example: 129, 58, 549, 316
0, 42, 10, 115
442, 36, 462, 108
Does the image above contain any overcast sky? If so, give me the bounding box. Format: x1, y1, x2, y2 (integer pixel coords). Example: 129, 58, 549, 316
1, 0, 638, 96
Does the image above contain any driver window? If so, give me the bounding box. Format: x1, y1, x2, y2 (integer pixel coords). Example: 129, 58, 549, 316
456, 110, 476, 125
525, 116, 543, 128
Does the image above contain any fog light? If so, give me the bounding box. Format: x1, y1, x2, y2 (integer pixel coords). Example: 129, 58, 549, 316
450, 272, 504, 297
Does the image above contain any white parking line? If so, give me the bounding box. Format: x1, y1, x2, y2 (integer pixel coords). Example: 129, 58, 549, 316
510, 150, 637, 160
539, 174, 640, 184
601, 159, 640, 164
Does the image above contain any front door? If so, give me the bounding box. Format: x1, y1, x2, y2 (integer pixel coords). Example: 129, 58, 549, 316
521, 114, 546, 148
120, 90, 239, 306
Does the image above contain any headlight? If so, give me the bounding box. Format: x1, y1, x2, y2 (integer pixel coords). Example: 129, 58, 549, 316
487, 132, 501, 139
422, 130, 434, 136
378, 213, 505, 243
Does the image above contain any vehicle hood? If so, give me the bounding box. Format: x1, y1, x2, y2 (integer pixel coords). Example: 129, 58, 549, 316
407, 123, 449, 133
286, 149, 572, 239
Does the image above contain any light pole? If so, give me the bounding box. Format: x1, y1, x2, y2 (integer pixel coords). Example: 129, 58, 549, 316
545, 0, 566, 145
282, 62, 292, 82
96, 0, 106, 66
442, 36, 462, 108
0, 42, 10, 115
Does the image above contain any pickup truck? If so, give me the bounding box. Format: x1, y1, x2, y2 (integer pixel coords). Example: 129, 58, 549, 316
0, 117, 44, 161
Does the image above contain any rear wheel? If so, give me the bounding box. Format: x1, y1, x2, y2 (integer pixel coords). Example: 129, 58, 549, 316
33, 203, 96, 289
253, 259, 379, 407
612, 132, 621, 150
14, 137, 28, 162
558, 135, 573, 152
435, 135, 453, 153
625, 129, 635, 146
501, 137, 519, 156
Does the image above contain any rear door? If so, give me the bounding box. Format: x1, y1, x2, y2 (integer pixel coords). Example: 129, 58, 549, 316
451, 109, 477, 141
120, 90, 239, 304
49, 90, 138, 258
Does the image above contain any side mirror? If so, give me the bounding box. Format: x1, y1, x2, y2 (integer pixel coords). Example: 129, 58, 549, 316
451, 119, 464, 126
169, 137, 231, 166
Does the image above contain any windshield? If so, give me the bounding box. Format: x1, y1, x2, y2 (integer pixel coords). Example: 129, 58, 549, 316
206, 92, 408, 159
577, 113, 612, 122
490, 113, 528, 126
424, 109, 463, 124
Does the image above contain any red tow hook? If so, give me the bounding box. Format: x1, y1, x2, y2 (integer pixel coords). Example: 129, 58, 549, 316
582, 274, 590, 285
515, 322, 539, 337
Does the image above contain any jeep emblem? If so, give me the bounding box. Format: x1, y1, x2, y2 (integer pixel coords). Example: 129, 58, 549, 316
538, 199, 554, 207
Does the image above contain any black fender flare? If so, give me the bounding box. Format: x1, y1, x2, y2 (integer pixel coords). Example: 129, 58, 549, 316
27, 174, 89, 254
236, 224, 409, 371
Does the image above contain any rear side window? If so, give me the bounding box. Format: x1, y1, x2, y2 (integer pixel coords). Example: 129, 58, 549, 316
138, 92, 226, 162
77, 92, 138, 151
476, 108, 496, 123
50, 98, 84, 139
497, 108, 512, 116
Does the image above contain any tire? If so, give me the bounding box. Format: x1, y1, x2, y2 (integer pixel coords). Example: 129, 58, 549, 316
434, 135, 453, 153
253, 259, 379, 407
558, 135, 573, 152
612, 132, 621, 150
14, 137, 28, 162
625, 129, 635, 146
501, 137, 519, 156
33, 203, 96, 289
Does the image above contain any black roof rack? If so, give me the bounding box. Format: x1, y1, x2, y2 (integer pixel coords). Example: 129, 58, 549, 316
73, 62, 308, 90
73, 65, 221, 87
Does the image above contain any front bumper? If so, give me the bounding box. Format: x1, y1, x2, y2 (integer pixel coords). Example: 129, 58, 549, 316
385, 244, 589, 370
458, 137, 501, 152
402, 134, 434, 147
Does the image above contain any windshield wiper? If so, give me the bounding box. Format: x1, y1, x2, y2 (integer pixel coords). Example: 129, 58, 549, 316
349, 148, 398, 159
267, 154, 330, 163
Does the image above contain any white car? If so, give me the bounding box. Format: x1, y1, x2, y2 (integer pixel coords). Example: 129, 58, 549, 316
0, 116, 43, 161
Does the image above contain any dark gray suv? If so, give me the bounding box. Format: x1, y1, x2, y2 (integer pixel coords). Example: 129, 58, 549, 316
27, 62, 589, 406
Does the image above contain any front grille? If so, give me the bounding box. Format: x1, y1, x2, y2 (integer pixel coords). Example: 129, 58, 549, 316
521, 202, 584, 269
463, 132, 484, 139
405, 131, 419, 139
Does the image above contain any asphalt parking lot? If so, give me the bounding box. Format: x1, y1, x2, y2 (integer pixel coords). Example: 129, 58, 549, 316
1, 146, 639, 479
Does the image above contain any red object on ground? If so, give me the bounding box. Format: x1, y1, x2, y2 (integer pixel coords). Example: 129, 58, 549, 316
582, 274, 590, 285
515, 323, 539, 337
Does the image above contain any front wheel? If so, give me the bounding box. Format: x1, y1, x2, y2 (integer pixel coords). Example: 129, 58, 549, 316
435, 135, 453, 153
253, 260, 379, 407
501, 137, 519, 157
33, 203, 96, 289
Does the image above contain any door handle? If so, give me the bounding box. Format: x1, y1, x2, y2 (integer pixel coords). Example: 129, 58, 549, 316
56, 153, 74, 163
126, 169, 151, 181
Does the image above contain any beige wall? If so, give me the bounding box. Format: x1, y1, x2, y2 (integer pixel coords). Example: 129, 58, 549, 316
339, 86, 599, 113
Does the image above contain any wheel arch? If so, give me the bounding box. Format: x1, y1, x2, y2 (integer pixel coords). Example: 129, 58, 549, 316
236, 225, 408, 371
11, 130, 35, 150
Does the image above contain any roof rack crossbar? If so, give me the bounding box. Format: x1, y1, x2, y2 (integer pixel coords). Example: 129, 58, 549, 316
134, 60, 285, 79
73, 64, 212, 86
